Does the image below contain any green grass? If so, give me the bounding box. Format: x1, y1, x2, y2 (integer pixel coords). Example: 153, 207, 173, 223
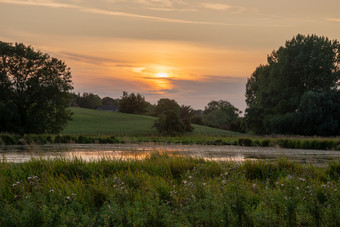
63, 107, 241, 136
0, 155, 339, 226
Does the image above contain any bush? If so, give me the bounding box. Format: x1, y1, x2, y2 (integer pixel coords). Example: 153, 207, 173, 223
153, 111, 185, 136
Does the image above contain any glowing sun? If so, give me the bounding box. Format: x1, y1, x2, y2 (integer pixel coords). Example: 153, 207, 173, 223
155, 72, 169, 78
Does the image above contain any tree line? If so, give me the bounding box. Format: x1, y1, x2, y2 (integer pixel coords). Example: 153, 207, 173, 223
70, 91, 243, 135
1, 34, 339, 136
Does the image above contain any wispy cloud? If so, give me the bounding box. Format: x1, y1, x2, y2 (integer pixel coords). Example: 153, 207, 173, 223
201, 3, 231, 11
58, 51, 126, 65
325, 17, 340, 23
0, 0, 248, 26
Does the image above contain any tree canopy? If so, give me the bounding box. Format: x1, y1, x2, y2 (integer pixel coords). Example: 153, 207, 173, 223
119, 91, 148, 114
203, 100, 242, 131
245, 34, 340, 135
154, 98, 181, 116
0, 41, 73, 134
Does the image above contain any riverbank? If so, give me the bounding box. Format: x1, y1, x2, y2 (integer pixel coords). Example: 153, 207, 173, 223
1, 133, 340, 150
0, 154, 339, 226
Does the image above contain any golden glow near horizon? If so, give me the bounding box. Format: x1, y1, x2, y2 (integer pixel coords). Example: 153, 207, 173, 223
156, 72, 170, 78
1, 0, 340, 110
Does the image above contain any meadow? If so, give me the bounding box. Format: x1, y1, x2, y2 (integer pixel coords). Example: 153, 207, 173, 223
1, 107, 340, 150
63, 107, 240, 136
0, 154, 339, 226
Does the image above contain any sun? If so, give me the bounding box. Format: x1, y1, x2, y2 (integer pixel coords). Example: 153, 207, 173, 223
155, 72, 169, 78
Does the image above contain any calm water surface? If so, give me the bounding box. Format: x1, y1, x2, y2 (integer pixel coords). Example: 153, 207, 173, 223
1, 144, 339, 165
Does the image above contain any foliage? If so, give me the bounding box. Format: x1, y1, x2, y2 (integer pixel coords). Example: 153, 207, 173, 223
0, 156, 339, 226
73, 92, 102, 109
203, 100, 242, 131
153, 110, 186, 135
154, 99, 194, 134
180, 105, 195, 132
245, 34, 340, 135
0, 41, 73, 134
154, 98, 181, 116
119, 91, 148, 114
101, 96, 118, 106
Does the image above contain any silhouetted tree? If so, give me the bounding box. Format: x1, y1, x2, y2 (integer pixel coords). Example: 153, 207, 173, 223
119, 91, 148, 114
245, 34, 340, 135
202, 100, 242, 131
180, 105, 194, 132
153, 110, 185, 135
154, 98, 181, 116
76, 92, 102, 109
0, 41, 73, 134
102, 96, 119, 106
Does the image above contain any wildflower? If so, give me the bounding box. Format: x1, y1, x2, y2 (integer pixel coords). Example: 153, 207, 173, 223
188, 176, 193, 179
253, 183, 257, 189
321, 184, 327, 189
299, 178, 305, 182
27, 176, 32, 180
66, 196, 71, 200
296, 186, 299, 190
222, 180, 226, 185
49, 189, 54, 193
203, 183, 206, 186
224, 172, 229, 176
281, 183, 284, 187
182, 180, 188, 185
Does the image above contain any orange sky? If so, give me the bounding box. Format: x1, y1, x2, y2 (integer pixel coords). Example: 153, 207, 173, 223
1, 0, 340, 111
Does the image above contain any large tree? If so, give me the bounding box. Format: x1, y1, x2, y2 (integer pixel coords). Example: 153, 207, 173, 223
202, 100, 242, 131
0, 41, 73, 134
119, 91, 148, 114
245, 34, 340, 135
154, 98, 181, 116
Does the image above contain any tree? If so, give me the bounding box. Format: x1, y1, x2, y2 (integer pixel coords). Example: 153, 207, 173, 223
0, 41, 73, 134
102, 96, 118, 106
119, 91, 148, 114
245, 34, 340, 135
154, 98, 181, 116
202, 100, 242, 131
153, 110, 185, 135
180, 105, 194, 132
76, 92, 102, 109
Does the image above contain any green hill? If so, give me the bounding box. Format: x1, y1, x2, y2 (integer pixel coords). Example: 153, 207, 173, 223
63, 107, 242, 136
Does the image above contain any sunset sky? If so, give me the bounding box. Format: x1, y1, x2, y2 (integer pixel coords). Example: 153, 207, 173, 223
1, 0, 340, 111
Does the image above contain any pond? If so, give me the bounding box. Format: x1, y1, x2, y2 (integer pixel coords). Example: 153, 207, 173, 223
1, 144, 339, 166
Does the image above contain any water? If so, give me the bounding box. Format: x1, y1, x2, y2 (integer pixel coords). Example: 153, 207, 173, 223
1, 144, 339, 165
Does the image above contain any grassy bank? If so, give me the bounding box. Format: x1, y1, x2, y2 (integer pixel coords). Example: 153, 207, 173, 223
0, 154, 339, 226
63, 107, 240, 136
1, 133, 340, 150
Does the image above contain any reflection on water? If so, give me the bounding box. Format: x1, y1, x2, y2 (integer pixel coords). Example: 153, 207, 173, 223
1, 144, 339, 165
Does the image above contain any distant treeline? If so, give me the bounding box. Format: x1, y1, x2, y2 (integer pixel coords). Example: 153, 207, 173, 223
69, 91, 244, 133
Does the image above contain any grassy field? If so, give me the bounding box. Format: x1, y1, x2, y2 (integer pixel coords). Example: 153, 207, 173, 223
63, 107, 241, 136
0, 154, 339, 226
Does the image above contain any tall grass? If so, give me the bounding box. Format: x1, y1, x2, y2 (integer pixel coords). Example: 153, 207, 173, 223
0, 155, 339, 226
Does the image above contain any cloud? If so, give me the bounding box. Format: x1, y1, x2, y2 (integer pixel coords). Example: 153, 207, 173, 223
201, 3, 231, 11
325, 18, 340, 23
0, 0, 249, 26
58, 51, 127, 65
